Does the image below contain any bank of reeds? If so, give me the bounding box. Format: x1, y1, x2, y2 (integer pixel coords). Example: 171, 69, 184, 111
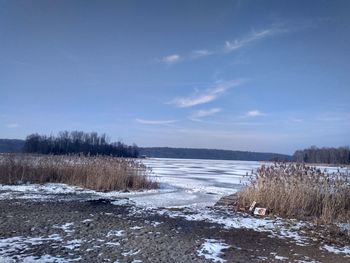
237, 163, 350, 224
0, 154, 158, 191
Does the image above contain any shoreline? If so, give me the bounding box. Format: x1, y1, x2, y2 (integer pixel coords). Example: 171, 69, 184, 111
0, 189, 349, 262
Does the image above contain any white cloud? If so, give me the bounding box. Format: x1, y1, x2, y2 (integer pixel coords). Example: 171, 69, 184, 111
159, 26, 287, 64
190, 108, 222, 120
5, 123, 19, 128
246, 110, 266, 117
162, 54, 181, 64
169, 80, 242, 108
136, 118, 177, 125
224, 40, 244, 52
191, 49, 211, 58
225, 29, 276, 52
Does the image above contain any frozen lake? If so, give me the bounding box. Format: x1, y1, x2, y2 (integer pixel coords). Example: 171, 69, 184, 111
126, 158, 264, 208
1, 157, 347, 208
0, 157, 263, 208
126, 158, 348, 208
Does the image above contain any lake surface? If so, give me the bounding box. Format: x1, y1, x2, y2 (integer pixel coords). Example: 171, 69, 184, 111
1, 157, 346, 208
125, 158, 264, 208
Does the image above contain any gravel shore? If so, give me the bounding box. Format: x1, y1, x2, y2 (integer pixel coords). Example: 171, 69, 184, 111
1, 198, 349, 263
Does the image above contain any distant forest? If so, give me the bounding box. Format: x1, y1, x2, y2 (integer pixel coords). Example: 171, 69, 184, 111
1, 138, 349, 164
293, 146, 350, 165
139, 147, 292, 161
0, 139, 24, 153
22, 131, 139, 157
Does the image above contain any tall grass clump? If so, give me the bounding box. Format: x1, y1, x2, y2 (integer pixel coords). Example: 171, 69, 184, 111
0, 154, 158, 191
237, 163, 350, 224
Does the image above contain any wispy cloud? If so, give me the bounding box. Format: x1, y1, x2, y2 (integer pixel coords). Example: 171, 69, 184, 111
191, 49, 211, 58
162, 54, 181, 64
190, 108, 222, 121
5, 123, 19, 128
160, 26, 288, 64
245, 110, 266, 117
136, 118, 177, 125
225, 29, 278, 52
169, 80, 242, 108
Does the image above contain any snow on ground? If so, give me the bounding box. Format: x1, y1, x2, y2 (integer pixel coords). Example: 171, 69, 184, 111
63, 239, 84, 250
121, 249, 140, 257
197, 239, 230, 263
274, 254, 289, 261
0, 234, 83, 262
107, 230, 125, 237
321, 244, 350, 257
151, 206, 310, 246
1, 254, 81, 263
130, 226, 143, 230
20, 255, 76, 263
53, 223, 75, 234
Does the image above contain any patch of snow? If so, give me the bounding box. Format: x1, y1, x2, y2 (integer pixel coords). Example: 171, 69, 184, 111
197, 239, 230, 263
337, 223, 350, 234
111, 199, 132, 206
153, 206, 310, 246
53, 223, 74, 233
0, 235, 68, 262
322, 244, 350, 257
104, 212, 114, 216
150, 221, 162, 227
82, 219, 93, 223
107, 230, 125, 237
22, 255, 69, 262
130, 226, 143, 230
105, 242, 120, 246
63, 239, 83, 250
296, 259, 321, 263
0, 183, 81, 194
275, 255, 289, 260
122, 249, 140, 256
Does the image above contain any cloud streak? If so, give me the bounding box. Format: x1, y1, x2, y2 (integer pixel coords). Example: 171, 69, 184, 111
225, 29, 278, 52
169, 80, 242, 108
5, 123, 19, 128
160, 26, 287, 64
246, 110, 266, 117
136, 118, 177, 125
162, 54, 181, 64
191, 49, 211, 58
189, 108, 222, 122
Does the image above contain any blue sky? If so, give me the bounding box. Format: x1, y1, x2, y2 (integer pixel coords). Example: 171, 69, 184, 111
0, 0, 349, 154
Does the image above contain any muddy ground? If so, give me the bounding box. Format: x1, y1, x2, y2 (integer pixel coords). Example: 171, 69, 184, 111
0, 198, 349, 263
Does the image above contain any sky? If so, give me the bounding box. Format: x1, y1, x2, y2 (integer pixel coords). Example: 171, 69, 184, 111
0, 0, 349, 154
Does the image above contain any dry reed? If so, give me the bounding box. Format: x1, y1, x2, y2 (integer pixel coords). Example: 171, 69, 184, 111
237, 162, 350, 224
0, 154, 158, 191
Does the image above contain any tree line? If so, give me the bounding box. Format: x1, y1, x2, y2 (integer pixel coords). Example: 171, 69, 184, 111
139, 147, 292, 161
23, 131, 139, 157
0, 139, 24, 153
293, 146, 350, 164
